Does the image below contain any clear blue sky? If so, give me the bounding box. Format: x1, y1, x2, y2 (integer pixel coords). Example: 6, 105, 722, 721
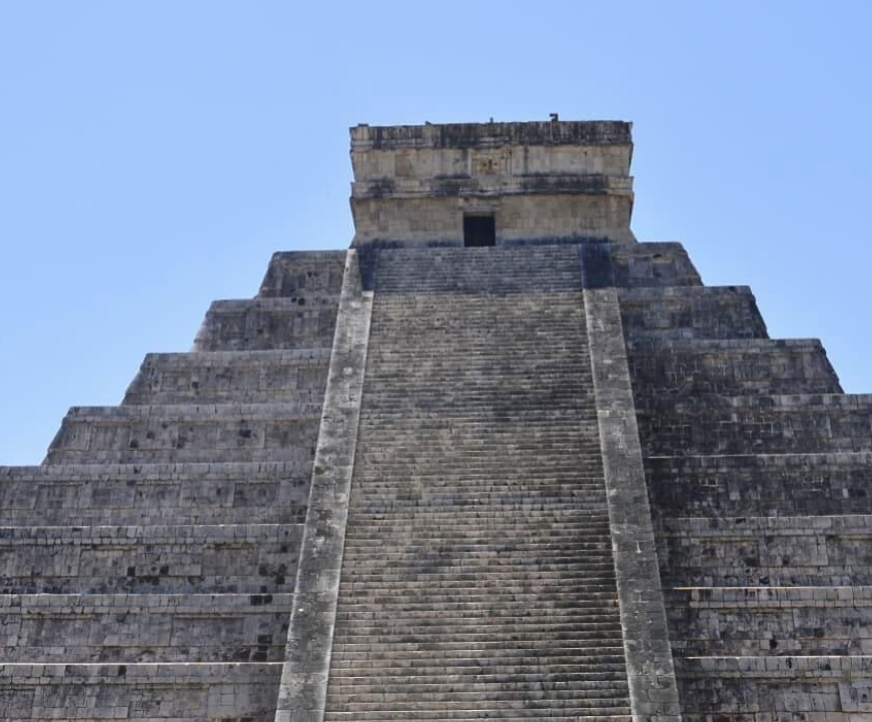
1, 1, 870, 465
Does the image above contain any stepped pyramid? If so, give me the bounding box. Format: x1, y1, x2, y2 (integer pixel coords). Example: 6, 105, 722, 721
2, 119, 870, 721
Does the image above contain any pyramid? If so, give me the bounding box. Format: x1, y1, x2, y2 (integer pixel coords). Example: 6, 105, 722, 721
1, 119, 868, 722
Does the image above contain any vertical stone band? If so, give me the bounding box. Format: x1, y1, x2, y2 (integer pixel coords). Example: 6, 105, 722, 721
580, 244, 682, 722
274, 249, 373, 722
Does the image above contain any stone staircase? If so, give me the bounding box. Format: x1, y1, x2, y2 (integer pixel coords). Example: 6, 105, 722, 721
0, 251, 345, 720
323, 245, 632, 721
4, 234, 870, 721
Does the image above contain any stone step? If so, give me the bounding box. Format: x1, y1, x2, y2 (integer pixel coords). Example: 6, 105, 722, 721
345, 507, 610, 520
325, 700, 632, 715
364, 327, 587, 343
335, 594, 621, 614
346, 498, 609, 513
324, 713, 631, 722
350, 472, 606, 483
340, 562, 615, 575
46, 403, 320, 464
327, 690, 631, 707
328, 664, 628, 679
324, 712, 632, 722
357, 417, 601, 430
646, 452, 872, 518
619, 285, 768, 341
328, 685, 631, 702
343, 472, 605, 484
327, 675, 631, 695
335, 608, 620, 623
0, 523, 300, 594
337, 569, 619, 585
337, 590, 620, 605
361, 393, 594, 411
341, 544, 614, 559
0, 462, 309, 526
343, 521, 612, 535
354, 448, 604, 460
361, 315, 587, 331
256, 249, 346, 298
640, 393, 872, 456
352, 497, 606, 509
627, 337, 841, 398
659, 514, 872, 586
337, 579, 619, 595
329, 644, 628, 661
371, 245, 584, 295
342, 533, 612, 547
341, 543, 613, 560
193, 297, 339, 351
0, 662, 281, 721
355, 416, 600, 428
363, 362, 593, 374
344, 506, 608, 518
347, 487, 608, 498
333, 623, 624, 641
354, 445, 604, 456
0, 593, 292, 662
666, 585, 872, 656
123, 349, 330, 404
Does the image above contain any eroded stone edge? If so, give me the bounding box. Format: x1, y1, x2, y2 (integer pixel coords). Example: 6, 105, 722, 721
582, 280, 683, 722
273, 249, 373, 722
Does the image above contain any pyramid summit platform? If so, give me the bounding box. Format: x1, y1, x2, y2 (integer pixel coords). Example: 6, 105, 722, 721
3, 119, 870, 722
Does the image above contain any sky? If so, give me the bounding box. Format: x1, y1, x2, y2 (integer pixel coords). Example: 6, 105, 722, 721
1, 1, 870, 465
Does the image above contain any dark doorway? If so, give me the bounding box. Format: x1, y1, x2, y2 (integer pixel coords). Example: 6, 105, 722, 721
463, 215, 496, 247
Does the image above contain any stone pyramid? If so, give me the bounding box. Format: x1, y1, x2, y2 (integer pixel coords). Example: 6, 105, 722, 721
1, 119, 869, 722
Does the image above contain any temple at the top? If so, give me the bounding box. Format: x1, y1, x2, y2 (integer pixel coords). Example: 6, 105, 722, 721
349, 120, 637, 245
0, 119, 870, 722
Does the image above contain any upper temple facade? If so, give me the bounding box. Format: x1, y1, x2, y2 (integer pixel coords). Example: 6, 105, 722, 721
349, 120, 637, 245
1, 119, 871, 722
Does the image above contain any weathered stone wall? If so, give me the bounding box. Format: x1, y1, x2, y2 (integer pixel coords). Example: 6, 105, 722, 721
350, 120, 636, 246
351, 192, 635, 246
